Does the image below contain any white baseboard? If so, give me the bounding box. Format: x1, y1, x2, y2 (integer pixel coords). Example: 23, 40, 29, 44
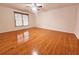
36, 26, 74, 34
74, 33, 79, 39
0, 27, 33, 33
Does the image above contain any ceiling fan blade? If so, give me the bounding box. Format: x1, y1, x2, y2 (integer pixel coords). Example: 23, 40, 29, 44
25, 3, 43, 7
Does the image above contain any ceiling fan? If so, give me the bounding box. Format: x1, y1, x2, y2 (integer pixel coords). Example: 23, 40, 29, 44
25, 3, 43, 13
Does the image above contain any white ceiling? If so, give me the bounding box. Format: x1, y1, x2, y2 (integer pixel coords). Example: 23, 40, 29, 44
0, 3, 78, 13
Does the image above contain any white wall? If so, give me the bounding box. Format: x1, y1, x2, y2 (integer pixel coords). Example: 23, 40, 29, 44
36, 6, 77, 33
0, 5, 79, 39
0, 6, 35, 33
74, 5, 79, 39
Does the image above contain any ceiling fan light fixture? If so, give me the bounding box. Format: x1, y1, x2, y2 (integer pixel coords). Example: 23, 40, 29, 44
31, 3, 37, 13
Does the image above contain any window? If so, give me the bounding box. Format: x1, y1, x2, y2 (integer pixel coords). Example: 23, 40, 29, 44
14, 12, 29, 27
22, 15, 29, 26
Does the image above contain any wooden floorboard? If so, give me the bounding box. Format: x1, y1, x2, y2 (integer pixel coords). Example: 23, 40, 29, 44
0, 27, 79, 55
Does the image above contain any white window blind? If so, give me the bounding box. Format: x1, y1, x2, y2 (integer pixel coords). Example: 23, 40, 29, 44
22, 15, 28, 26
14, 12, 29, 27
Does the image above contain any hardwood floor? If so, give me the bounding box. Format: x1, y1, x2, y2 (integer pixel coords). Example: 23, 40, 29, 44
0, 27, 79, 55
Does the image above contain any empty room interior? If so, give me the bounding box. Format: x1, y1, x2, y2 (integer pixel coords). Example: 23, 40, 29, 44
0, 3, 79, 55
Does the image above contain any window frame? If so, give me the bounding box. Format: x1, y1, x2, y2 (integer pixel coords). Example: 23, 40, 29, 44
14, 11, 29, 27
